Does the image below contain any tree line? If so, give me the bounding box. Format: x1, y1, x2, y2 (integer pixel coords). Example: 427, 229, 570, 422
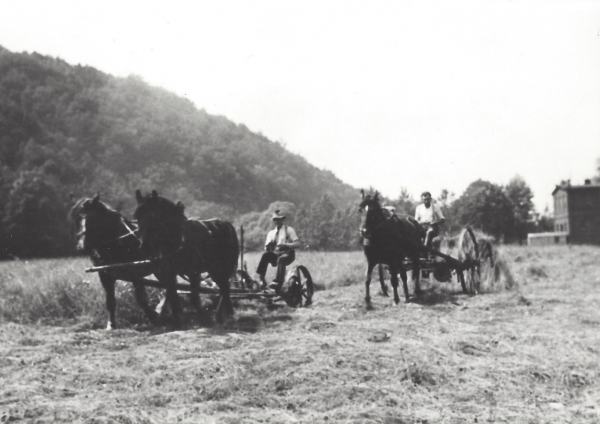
236, 174, 556, 253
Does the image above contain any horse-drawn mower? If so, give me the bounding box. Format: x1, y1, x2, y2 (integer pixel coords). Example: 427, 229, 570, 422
85, 261, 314, 308
84, 226, 315, 311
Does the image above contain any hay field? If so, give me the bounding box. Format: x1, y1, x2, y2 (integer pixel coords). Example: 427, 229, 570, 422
1, 245, 599, 423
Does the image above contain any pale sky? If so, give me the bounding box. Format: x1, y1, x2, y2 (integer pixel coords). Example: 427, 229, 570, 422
2, 0, 599, 211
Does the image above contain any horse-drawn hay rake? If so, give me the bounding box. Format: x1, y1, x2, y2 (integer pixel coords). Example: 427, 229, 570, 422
359, 191, 498, 304
389, 227, 496, 295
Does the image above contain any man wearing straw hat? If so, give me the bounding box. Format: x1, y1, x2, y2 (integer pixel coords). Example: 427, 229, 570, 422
256, 210, 301, 291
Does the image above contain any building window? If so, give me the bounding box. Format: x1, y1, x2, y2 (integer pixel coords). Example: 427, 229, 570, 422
554, 236, 559, 243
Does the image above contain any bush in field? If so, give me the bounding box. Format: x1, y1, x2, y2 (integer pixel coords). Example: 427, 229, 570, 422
237, 196, 361, 252
295, 194, 360, 251
2, 170, 72, 258
449, 180, 515, 241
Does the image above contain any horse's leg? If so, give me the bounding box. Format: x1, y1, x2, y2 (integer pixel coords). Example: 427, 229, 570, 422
389, 265, 401, 305
132, 280, 159, 324
164, 274, 182, 328
398, 263, 410, 303
155, 294, 167, 318
189, 273, 203, 318
378, 264, 389, 297
99, 272, 117, 330
215, 278, 234, 324
364, 262, 375, 305
412, 253, 422, 295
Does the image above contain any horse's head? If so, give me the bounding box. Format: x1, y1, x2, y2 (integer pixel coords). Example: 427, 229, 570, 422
69, 194, 125, 253
358, 189, 385, 240
134, 189, 186, 258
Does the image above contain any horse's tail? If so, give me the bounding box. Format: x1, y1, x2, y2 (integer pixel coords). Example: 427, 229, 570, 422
225, 220, 240, 272
210, 219, 240, 282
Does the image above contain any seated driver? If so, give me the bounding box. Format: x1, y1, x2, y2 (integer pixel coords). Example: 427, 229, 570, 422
256, 210, 301, 292
414, 191, 445, 251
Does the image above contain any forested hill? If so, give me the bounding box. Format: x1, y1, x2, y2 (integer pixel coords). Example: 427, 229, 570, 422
0, 46, 357, 257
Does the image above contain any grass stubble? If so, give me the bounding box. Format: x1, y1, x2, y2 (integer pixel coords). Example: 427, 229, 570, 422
0, 245, 599, 423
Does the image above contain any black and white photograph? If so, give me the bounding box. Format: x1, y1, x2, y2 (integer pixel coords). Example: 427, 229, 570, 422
1, 1, 599, 422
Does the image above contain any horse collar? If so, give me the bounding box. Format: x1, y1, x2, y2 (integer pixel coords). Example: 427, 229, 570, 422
371, 215, 394, 233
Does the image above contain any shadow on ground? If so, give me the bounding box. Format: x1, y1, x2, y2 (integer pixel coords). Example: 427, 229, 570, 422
411, 288, 466, 306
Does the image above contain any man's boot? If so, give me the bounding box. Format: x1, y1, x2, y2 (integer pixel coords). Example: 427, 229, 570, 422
269, 280, 283, 292
269, 280, 283, 293
258, 274, 268, 290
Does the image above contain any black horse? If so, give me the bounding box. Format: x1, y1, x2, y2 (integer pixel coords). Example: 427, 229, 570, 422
358, 190, 424, 305
134, 189, 239, 325
69, 194, 159, 329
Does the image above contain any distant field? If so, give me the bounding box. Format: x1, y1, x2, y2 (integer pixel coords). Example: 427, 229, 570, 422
1, 246, 599, 423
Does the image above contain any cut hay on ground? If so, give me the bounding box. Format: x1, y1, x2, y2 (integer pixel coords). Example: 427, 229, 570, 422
1, 246, 599, 423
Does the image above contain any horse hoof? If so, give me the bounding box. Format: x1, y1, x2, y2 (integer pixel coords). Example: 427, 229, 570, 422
106, 322, 115, 330
147, 311, 160, 324
170, 317, 184, 330
216, 314, 235, 326
394, 298, 400, 305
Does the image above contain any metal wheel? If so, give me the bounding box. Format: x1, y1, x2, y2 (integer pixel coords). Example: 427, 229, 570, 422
283, 265, 314, 307
457, 228, 480, 295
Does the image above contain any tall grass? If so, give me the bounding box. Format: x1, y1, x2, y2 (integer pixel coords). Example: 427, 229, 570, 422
0, 246, 519, 327
0, 257, 154, 326
242, 251, 367, 291
0, 252, 370, 326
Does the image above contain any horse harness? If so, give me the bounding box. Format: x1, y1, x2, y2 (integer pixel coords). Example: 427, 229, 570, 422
363, 214, 410, 255
78, 214, 141, 257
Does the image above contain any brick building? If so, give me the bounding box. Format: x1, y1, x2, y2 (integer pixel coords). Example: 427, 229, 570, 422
527, 232, 569, 246
551, 180, 600, 245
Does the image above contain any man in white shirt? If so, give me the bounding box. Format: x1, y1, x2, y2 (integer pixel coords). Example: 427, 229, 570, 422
255, 210, 301, 291
414, 191, 445, 251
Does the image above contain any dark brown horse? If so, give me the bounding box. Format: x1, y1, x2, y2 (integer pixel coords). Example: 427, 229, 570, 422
134, 189, 239, 325
358, 190, 424, 305
69, 194, 159, 329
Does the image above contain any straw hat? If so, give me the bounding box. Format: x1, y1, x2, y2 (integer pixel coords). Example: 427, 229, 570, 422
271, 210, 286, 220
